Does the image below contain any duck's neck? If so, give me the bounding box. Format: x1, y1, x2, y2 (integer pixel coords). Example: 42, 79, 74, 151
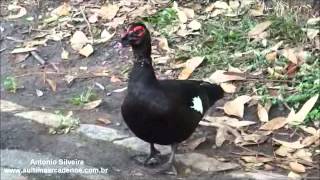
129, 43, 157, 86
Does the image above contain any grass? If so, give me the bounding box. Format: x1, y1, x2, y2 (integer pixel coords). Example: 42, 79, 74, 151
172, 5, 319, 124
3, 76, 18, 93
69, 87, 97, 106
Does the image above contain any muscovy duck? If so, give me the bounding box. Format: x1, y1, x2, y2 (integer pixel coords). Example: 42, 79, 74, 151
120, 22, 224, 174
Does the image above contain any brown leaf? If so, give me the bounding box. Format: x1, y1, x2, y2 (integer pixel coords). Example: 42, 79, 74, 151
224, 95, 251, 118
182, 8, 195, 19
273, 139, 305, 149
240, 131, 271, 145
241, 156, 273, 163
157, 37, 171, 52
46, 79, 57, 92
300, 126, 317, 135
248, 21, 272, 37
205, 116, 256, 128
61, 49, 69, 60
173, 2, 188, 23
287, 94, 319, 125
275, 145, 295, 157
209, 70, 245, 84
96, 117, 111, 125
185, 137, 206, 150
11, 53, 29, 63
178, 57, 204, 80
98, 4, 119, 20
289, 162, 306, 173
288, 171, 301, 179
220, 83, 236, 93
79, 44, 94, 57
70, 31, 89, 51
11, 47, 37, 54
293, 149, 313, 163
83, 99, 102, 110
51, 3, 71, 17
265, 51, 277, 62
187, 20, 201, 31
110, 75, 121, 83
260, 117, 287, 130
257, 103, 269, 122
302, 134, 320, 147
6, 5, 27, 19
282, 48, 298, 64
215, 127, 228, 147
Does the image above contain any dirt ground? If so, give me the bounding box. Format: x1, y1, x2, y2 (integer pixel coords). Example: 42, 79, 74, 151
1, 0, 319, 180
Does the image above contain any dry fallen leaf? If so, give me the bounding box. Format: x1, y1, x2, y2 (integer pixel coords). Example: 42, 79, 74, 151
209, 70, 245, 84
51, 3, 71, 17
173, 2, 188, 23
282, 48, 298, 64
288, 171, 301, 179
36, 89, 44, 97
70, 31, 89, 51
265, 51, 277, 62
182, 8, 195, 19
61, 49, 69, 60
239, 131, 271, 145
96, 117, 111, 125
215, 127, 229, 147
213, 1, 230, 9
289, 162, 306, 173
241, 156, 273, 163
46, 79, 57, 92
224, 95, 251, 118
220, 83, 237, 93
187, 20, 201, 31
204, 116, 256, 128
275, 145, 295, 157
257, 103, 269, 122
11, 53, 29, 63
184, 137, 206, 151
260, 117, 287, 131
79, 44, 94, 57
300, 126, 317, 135
178, 56, 204, 80
306, 28, 319, 40
293, 149, 313, 163
157, 37, 171, 52
302, 134, 320, 147
287, 94, 319, 125
98, 4, 119, 20
11, 47, 37, 54
273, 139, 305, 149
88, 13, 98, 23
248, 21, 272, 37
110, 75, 121, 83
83, 99, 102, 110
6, 5, 27, 19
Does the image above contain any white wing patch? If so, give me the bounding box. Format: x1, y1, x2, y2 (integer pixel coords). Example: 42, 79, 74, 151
190, 96, 203, 114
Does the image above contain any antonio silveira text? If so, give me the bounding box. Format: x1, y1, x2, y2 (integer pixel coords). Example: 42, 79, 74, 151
30, 159, 84, 166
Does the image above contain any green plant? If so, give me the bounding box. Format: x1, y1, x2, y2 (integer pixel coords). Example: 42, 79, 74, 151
268, 13, 305, 44
49, 111, 80, 134
69, 87, 97, 106
144, 7, 178, 30
3, 76, 17, 93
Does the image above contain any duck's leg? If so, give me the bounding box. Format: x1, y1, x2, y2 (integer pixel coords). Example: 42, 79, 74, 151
143, 143, 161, 165
156, 143, 178, 175
131, 143, 161, 166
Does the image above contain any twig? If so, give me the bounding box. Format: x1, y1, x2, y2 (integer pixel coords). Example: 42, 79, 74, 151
80, 6, 93, 43
31, 51, 46, 65
0, 48, 6, 52
14, 72, 66, 78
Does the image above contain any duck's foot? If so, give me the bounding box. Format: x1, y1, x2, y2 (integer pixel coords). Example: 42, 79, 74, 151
153, 163, 177, 176
131, 154, 161, 166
